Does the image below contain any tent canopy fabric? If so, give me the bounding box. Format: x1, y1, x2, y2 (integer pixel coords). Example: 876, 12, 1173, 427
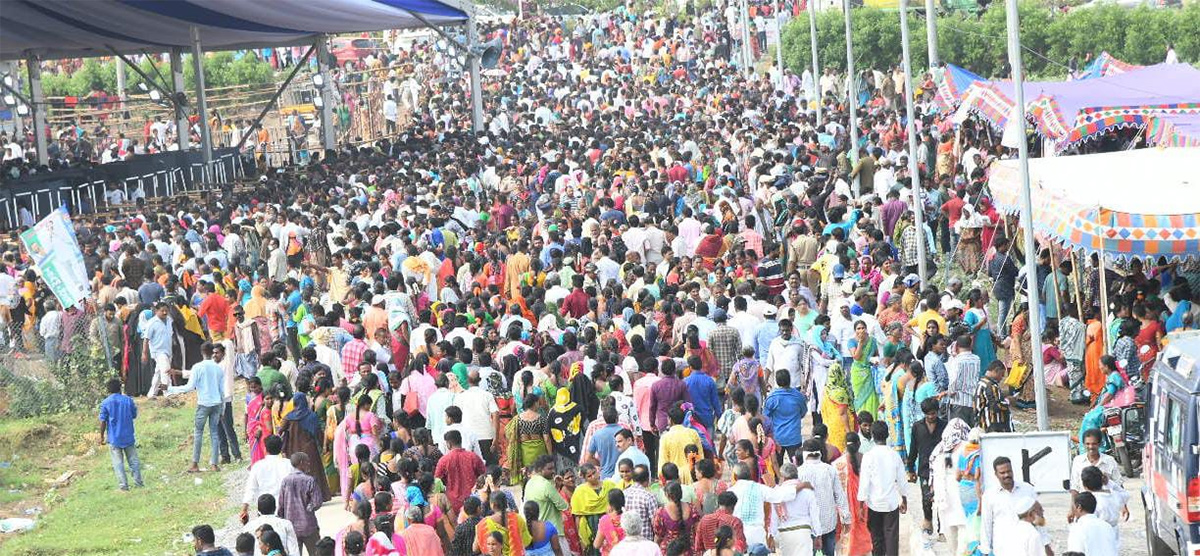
1147, 113, 1200, 148
934, 63, 985, 111
958, 64, 1200, 148
0, 0, 470, 61
1076, 51, 1140, 80
988, 148, 1200, 260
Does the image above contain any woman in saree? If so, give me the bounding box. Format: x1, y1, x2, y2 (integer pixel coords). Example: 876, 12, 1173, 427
335, 394, 383, 507
880, 352, 910, 460
245, 376, 273, 464
847, 320, 879, 416
1084, 307, 1106, 400
475, 491, 532, 556
962, 289, 996, 374
819, 362, 854, 452
593, 489, 626, 556
524, 500, 565, 556
956, 427, 984, 556
548, 387, 583, 470
505, 392, 552, 486
322, 386, 350, 493
279, 391, 332, 503
834, 432, 873, 556
900, 361, 938, 453
569, 463, 614, 556
652, 481, 697, 556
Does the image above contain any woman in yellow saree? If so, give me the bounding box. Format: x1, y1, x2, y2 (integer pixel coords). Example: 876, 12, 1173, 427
475, 490, 532, 556
819, 362, 855, 452
569, 463, 614, 556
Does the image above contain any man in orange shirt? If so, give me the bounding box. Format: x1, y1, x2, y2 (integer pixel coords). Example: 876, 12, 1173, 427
196, 282, 232, 342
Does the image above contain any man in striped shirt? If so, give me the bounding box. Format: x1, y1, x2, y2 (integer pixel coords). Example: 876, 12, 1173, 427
945, 335, 981, 426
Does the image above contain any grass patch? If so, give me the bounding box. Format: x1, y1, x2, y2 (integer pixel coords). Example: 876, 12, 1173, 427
0, 395, 238, 556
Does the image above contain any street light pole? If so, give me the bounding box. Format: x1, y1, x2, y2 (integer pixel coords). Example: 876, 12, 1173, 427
900, 0, 928, 287
1006, 0, 1049, 431
807, 0, 822, 126
925, 0, 939, 67
842, 0, 860, 195
774, 0, 786, 90
741, 0, 754, 77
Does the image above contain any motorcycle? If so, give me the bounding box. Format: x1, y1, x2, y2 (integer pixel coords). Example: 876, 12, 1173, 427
1101, 373, 1147, 478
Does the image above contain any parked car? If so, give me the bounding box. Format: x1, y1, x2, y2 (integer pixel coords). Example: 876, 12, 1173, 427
330, 37, 378, 69
1142, 331, 1200, 556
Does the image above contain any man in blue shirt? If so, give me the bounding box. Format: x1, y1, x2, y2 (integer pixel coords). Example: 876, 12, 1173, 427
587, 405, 623, 477
754, 306, 781, 364
764, 369, 809, 460
683, 354, 721, 434
168, 342, 227, 472
99, 378, 142, 491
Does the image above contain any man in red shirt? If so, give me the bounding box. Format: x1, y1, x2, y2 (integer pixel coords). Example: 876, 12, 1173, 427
694, 491, 748, 553
561, 274, 590, 319
434, 429, 485, 514
196, 282, 232, 342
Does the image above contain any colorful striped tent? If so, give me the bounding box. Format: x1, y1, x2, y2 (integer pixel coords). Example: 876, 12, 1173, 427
956, 64, 1200, 150
1076, 51, 1140, 80
988, 148, 1200, 260
934, 63, 986, 111
1146, 113, 1200, 148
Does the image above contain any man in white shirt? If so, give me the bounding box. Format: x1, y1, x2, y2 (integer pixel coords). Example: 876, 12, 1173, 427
727, 296, 763, 350
1080, 465, 1130, 546
436, 405, 482, 460
243, 493, 300, 556
857, 421, 907, 556
1067, 492, 1118, 556
979, 456, 1041, 555
728, 462, 809, 547
765, 318, 803, 385
240, 435, 296, 524
1069, 428, 1123, 496
774, 462, 824, 556
454, 371, 499, 462
794, 441, 849, 556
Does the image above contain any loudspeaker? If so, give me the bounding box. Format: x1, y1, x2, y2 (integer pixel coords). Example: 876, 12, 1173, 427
475, 38, 503, 69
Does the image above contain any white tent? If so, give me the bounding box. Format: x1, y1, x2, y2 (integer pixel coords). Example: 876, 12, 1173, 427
988, 148, 1200, 260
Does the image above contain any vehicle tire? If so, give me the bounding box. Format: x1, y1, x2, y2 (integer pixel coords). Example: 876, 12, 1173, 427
1144, 501, 1175, 556
1115, 445, 1135, 478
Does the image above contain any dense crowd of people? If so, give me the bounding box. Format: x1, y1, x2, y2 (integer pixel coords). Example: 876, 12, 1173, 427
4, 1, 1199, 556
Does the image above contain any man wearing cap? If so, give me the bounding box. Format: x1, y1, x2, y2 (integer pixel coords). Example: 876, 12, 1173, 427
990, 494, 1046, 556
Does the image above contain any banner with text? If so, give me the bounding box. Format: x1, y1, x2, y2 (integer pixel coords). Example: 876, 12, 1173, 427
19, 209, 91, 309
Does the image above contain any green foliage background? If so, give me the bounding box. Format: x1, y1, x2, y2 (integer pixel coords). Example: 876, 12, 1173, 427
783, 2, 1200, 79
40, 52, 275, 98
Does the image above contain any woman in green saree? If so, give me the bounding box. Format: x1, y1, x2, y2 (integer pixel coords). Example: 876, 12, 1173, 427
848, 321, 879, 416
506, 392, 552, 486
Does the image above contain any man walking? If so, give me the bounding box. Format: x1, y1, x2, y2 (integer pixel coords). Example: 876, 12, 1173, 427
99, 378, 143, 491
764, 370, 808, 461
858, 421, 907, 556
141, 301, 174, 398
277, 453, 323, 555
796, 438, 849, 556
167, 342, 226, 472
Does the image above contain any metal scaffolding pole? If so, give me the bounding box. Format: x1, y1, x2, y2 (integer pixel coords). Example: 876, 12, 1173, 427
740, 0, 753, 77
842, 0, 860, 194
116, 57, 127, 105
467, 15, 484, 134
925, 0, 939, 67
26, 56, 48, 166
773, 0, 785, 89
191, 27, 214, 170
315, 36, 337, 151
900, 0, 928, 286
1005, 0, 1048, 431
807, 0, 822, 126
4, 61, 24, 141
170, 48, 190, 151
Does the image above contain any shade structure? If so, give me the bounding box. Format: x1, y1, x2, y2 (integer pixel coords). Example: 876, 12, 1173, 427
0, 0, 470, 61
1146, 113, 1200, 148
956, 64, 1200, 149
988, 148, 1200, 261
934, 63, 985, 111
1076, 51, 1140, 80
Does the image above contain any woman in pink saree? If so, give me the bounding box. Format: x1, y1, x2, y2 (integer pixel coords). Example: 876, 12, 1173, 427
335, 394, 383, 504
245, 376, 273, 464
